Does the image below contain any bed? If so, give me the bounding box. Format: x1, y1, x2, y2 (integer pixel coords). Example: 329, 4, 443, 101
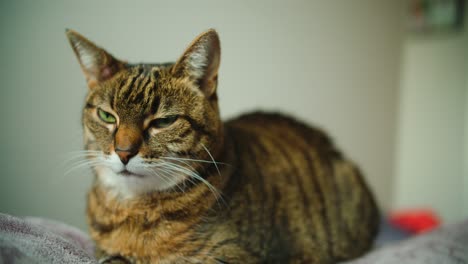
0, 213, 467, 263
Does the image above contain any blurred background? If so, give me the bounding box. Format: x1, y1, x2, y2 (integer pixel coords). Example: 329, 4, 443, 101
0, 0, 466, 231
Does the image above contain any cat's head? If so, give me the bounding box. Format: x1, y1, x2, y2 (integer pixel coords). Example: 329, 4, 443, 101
66, 29, 223, 198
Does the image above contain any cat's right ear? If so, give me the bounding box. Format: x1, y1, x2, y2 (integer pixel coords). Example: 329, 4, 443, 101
66, 29, 124, 89
172, 29, 221, 98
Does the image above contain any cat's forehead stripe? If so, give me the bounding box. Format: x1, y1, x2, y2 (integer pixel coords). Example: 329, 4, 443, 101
127, 74, 149, 102
149, 96, 160, 116
116, 72, 140, 101
114, 66, 160, 114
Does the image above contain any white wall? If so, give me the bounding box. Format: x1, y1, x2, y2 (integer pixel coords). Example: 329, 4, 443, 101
395, 27, 468, 222
465, 27, 468, 219
0, 1, 403, 230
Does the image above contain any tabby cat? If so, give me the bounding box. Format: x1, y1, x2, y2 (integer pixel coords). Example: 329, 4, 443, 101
66, 29, 379, 264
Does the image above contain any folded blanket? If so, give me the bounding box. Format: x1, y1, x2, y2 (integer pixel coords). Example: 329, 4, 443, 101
345, 219, 468, 263
0, 213, 96, 264
1, 212, 467, 264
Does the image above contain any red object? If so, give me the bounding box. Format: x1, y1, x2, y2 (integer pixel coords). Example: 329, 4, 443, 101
389, 209, 441, 234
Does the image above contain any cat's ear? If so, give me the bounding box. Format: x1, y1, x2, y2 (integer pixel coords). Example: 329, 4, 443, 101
172, 29, 221, 97
66, 29, 125, 89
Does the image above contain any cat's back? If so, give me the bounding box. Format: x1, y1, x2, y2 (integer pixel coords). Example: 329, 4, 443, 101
225, 112, 339, 172
226, 111, 333, 151
223, 112, 379, 263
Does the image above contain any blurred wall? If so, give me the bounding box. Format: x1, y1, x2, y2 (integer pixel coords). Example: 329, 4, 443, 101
395, 16, 468, 222
465, 25, 468, 220
0, 1, 403, 230
465, 56, 468, 219
463, 50, 468, 218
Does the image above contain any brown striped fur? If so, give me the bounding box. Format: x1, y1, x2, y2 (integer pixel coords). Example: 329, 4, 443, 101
66, 29, 379, 264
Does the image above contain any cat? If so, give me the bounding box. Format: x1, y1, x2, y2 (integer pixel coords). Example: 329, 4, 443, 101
66, 29, 379, 264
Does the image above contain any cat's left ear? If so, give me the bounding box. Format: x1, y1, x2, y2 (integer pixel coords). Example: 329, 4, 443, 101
66, 29, 125, 89
172, 29, 221, 98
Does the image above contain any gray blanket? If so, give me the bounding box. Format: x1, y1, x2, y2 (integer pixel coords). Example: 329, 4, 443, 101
0, 212, 467, 264
0, 213, 95, 264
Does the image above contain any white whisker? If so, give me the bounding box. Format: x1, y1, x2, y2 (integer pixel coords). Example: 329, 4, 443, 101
64, 159, 107, 176
141, 163, 186, 193
201, 143, 221, 178
160, 156, 228, 166
59, 150, 102, 168
156, 160, 227, 207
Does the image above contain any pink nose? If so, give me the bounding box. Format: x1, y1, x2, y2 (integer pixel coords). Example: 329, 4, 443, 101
115, 149, 137, 165
114, 125, 142, 165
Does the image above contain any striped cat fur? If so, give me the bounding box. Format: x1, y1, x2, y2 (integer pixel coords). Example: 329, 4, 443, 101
66, 29, 379, 264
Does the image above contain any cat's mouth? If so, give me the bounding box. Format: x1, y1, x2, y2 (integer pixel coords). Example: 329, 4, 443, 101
118, 169, 144, 178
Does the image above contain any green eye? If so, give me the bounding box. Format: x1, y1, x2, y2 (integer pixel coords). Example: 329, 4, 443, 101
151, 115, 178, 129
97, 108, 116, 124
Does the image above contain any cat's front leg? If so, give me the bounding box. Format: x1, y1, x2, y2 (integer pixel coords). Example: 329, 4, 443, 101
95, 248, 134, 264
98, 255, 132, 264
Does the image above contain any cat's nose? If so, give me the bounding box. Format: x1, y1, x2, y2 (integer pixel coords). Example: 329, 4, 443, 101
115, 148, 138, 165
114, 125, 142, 165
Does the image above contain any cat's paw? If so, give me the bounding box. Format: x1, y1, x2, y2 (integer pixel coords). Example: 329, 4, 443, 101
98, 255, 132, 264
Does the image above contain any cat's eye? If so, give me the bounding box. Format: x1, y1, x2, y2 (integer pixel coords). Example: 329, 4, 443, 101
97, 108, 116, 124
151, 115, 178, 129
